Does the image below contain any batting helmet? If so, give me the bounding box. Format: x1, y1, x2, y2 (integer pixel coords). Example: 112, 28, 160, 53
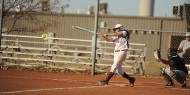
113, 24, 125, 31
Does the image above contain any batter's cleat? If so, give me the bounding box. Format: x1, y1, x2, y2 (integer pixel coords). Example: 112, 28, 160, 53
98, 80, 108, 86
129, 77, 136, 87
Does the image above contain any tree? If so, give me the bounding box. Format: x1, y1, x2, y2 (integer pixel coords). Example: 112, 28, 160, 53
2, 0, 70, 34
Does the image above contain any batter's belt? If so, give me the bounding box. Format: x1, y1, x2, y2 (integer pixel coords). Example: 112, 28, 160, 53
114, 49, 127, 52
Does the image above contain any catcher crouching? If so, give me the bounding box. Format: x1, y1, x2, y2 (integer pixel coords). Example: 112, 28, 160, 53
154, 48, 188, 88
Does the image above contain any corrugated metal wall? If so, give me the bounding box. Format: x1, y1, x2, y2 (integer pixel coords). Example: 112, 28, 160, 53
3, 13, 187, 61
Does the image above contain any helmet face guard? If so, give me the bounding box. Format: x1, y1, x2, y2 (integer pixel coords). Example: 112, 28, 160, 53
167, 48, 178, 59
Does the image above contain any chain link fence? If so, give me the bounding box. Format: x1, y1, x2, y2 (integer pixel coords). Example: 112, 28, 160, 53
160, 32, 190, 64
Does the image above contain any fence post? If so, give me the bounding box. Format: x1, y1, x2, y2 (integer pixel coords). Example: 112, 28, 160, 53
0, 0, 4, 51
91, 0, 100, 76
159, 20, 163, 51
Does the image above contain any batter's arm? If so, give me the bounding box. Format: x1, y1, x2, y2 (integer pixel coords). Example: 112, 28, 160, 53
99, 33, 114, 42
106, 32, 123, 37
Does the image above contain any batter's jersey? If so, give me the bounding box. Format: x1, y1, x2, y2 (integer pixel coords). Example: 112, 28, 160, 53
112, 30, 129, 51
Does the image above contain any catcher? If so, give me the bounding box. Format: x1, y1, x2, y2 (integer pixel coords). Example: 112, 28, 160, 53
154, 47, 188, 88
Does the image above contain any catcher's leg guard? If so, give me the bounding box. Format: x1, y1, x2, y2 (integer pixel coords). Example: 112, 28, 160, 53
161, 68, 174, 86
171, 70, 187, 87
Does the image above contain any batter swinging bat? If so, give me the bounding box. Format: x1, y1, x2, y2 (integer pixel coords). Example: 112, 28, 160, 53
72, 26, 100, 34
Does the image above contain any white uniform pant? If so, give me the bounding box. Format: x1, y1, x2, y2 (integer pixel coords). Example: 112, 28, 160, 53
110, 51, 127, 76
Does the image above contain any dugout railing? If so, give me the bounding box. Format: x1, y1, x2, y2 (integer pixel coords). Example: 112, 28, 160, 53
0, 34, 146, 75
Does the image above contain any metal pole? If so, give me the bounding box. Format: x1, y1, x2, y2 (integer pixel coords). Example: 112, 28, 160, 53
0, 0, 4, 50
91, 0, 99, 75
159, 20, 163, 51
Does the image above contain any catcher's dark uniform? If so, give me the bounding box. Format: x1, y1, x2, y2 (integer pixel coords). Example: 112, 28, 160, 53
162, 55, 188, 87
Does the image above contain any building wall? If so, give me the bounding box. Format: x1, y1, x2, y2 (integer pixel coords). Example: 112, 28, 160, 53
3, 13, 187, 61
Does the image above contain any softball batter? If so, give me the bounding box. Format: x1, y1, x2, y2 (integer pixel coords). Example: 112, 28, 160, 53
98, 24, 135, 86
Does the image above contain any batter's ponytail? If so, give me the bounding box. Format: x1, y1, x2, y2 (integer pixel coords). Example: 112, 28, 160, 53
126, 30, 130, 40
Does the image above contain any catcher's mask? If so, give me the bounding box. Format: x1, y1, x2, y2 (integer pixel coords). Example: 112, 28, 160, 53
167, 47, 178, 59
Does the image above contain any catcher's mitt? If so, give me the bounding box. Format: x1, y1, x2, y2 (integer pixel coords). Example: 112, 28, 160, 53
154, 49, 161, 60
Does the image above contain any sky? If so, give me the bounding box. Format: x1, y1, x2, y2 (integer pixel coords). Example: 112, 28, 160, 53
60, 0, 190, 17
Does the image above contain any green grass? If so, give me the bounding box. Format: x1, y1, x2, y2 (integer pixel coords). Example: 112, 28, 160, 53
144, 61, 167, 77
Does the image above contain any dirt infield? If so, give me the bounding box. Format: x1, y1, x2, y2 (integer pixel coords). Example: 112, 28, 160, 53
0, 69, 189, 95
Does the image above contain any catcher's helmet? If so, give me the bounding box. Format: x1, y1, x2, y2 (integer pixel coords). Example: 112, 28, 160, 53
167, 47, 178, 58
113, 24, 125, 31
